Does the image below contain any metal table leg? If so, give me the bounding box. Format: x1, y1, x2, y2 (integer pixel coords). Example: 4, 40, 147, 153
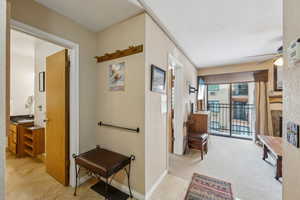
125, 162, 133, 198
105, 176, 109, 200
74, 164, 81, 196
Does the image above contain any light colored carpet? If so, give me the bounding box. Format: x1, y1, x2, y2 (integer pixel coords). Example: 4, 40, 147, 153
169, 136, 282, 200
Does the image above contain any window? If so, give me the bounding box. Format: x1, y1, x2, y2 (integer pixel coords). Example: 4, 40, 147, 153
232, 83, 248, 96
208, 100, 220, 113
208, 84, 219, 91
233, 101, 248, 121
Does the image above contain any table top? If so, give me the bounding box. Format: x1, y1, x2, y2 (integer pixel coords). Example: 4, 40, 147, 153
258, 135, 283, 158
75, 147, 131, 177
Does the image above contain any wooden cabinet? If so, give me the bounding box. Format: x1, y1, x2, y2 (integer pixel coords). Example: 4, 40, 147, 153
24, 127, 45, 157
8, 122, 34, 157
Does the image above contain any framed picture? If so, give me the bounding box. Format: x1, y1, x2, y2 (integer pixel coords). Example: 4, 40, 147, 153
150, 65, 166, 93
287, 122, 299, 148
274, 65, 283, 91
39, 72, 45, 92
109, 62, 125, 91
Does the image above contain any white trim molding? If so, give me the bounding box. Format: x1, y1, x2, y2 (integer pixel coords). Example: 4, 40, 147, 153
145, 170, 168, 200
10, 20, 80, 187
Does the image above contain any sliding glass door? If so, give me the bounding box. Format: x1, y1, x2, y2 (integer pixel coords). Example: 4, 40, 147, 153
207, 84, 231, 136
207, 82, 255, 139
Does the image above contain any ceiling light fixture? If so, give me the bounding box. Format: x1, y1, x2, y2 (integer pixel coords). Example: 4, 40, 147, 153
274, 57, 283, 66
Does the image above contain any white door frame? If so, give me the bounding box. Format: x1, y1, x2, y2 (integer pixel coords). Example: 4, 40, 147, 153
168, 54, 184, 156
9, 20, 80, 187
0, 0, 7, 198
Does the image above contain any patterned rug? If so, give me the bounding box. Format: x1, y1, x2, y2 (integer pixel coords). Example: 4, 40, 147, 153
185, 173, 234, 200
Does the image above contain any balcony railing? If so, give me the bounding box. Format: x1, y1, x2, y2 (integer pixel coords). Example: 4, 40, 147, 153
207, 103, 255, 139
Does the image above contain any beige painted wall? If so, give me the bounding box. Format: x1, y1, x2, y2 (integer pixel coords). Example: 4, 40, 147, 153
9, 0, 98, 152
96, 14, 146, 195
145, 14, 197, 193
95, 13, 198, 196
283, 0, 300, 199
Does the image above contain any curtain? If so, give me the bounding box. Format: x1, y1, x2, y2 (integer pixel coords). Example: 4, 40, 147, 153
255, 81, 273, 139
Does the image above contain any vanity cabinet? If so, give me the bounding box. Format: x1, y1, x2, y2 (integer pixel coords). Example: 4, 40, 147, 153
24, 127, 45, 157
8, 122, 34, 157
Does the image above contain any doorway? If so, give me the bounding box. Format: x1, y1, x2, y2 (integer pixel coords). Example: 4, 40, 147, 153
167, 54, 185, 155
7, 28, 71, 189
206, 82, 256, 140
5, 20, 80, 189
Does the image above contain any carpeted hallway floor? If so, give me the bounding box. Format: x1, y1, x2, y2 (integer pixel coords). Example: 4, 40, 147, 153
168, 136, 282, 200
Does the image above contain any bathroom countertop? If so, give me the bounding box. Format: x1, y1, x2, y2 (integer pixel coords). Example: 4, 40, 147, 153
10, 115, 34, 125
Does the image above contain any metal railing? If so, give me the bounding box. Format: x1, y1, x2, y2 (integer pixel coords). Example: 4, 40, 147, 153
207, 103, 255, 139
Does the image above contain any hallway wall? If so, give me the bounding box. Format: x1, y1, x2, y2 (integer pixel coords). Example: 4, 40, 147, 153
96, 13, 146, 195
283, 0, 300, 199
145, 14, 198, 194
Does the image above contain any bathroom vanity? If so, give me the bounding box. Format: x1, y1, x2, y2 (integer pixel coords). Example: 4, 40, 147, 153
8, 116, 45, 157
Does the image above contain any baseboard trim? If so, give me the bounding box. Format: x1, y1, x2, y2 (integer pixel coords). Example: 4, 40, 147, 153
79, 175, 145, 200
145, 170, 168, 200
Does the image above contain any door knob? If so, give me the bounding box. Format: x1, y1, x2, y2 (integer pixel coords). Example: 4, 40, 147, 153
43, 118, 50, 123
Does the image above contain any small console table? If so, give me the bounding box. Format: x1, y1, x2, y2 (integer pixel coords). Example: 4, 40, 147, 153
258, 135, 283, 180
73, 146, 135, 200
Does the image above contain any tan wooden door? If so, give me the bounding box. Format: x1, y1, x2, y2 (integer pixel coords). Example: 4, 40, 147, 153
45, 49, 69, 186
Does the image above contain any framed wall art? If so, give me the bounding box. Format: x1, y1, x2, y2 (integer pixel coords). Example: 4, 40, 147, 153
287, 122, 299, 148
150, 65, 166, 94
109, 62, 125, 91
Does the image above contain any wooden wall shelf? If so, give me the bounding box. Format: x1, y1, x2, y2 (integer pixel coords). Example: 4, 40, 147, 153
95, 45, 143, 63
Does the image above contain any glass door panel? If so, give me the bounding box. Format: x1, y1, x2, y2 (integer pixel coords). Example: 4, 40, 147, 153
207, 84, 231, 136
231, 82, 255, 139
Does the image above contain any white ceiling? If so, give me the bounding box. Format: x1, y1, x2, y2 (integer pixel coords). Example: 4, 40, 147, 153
142, 0, 282, 68
34, 0, 282, 68
35, 0, 143, 32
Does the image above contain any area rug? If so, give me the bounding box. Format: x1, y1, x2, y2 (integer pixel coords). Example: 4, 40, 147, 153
185, 173, 234, 200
